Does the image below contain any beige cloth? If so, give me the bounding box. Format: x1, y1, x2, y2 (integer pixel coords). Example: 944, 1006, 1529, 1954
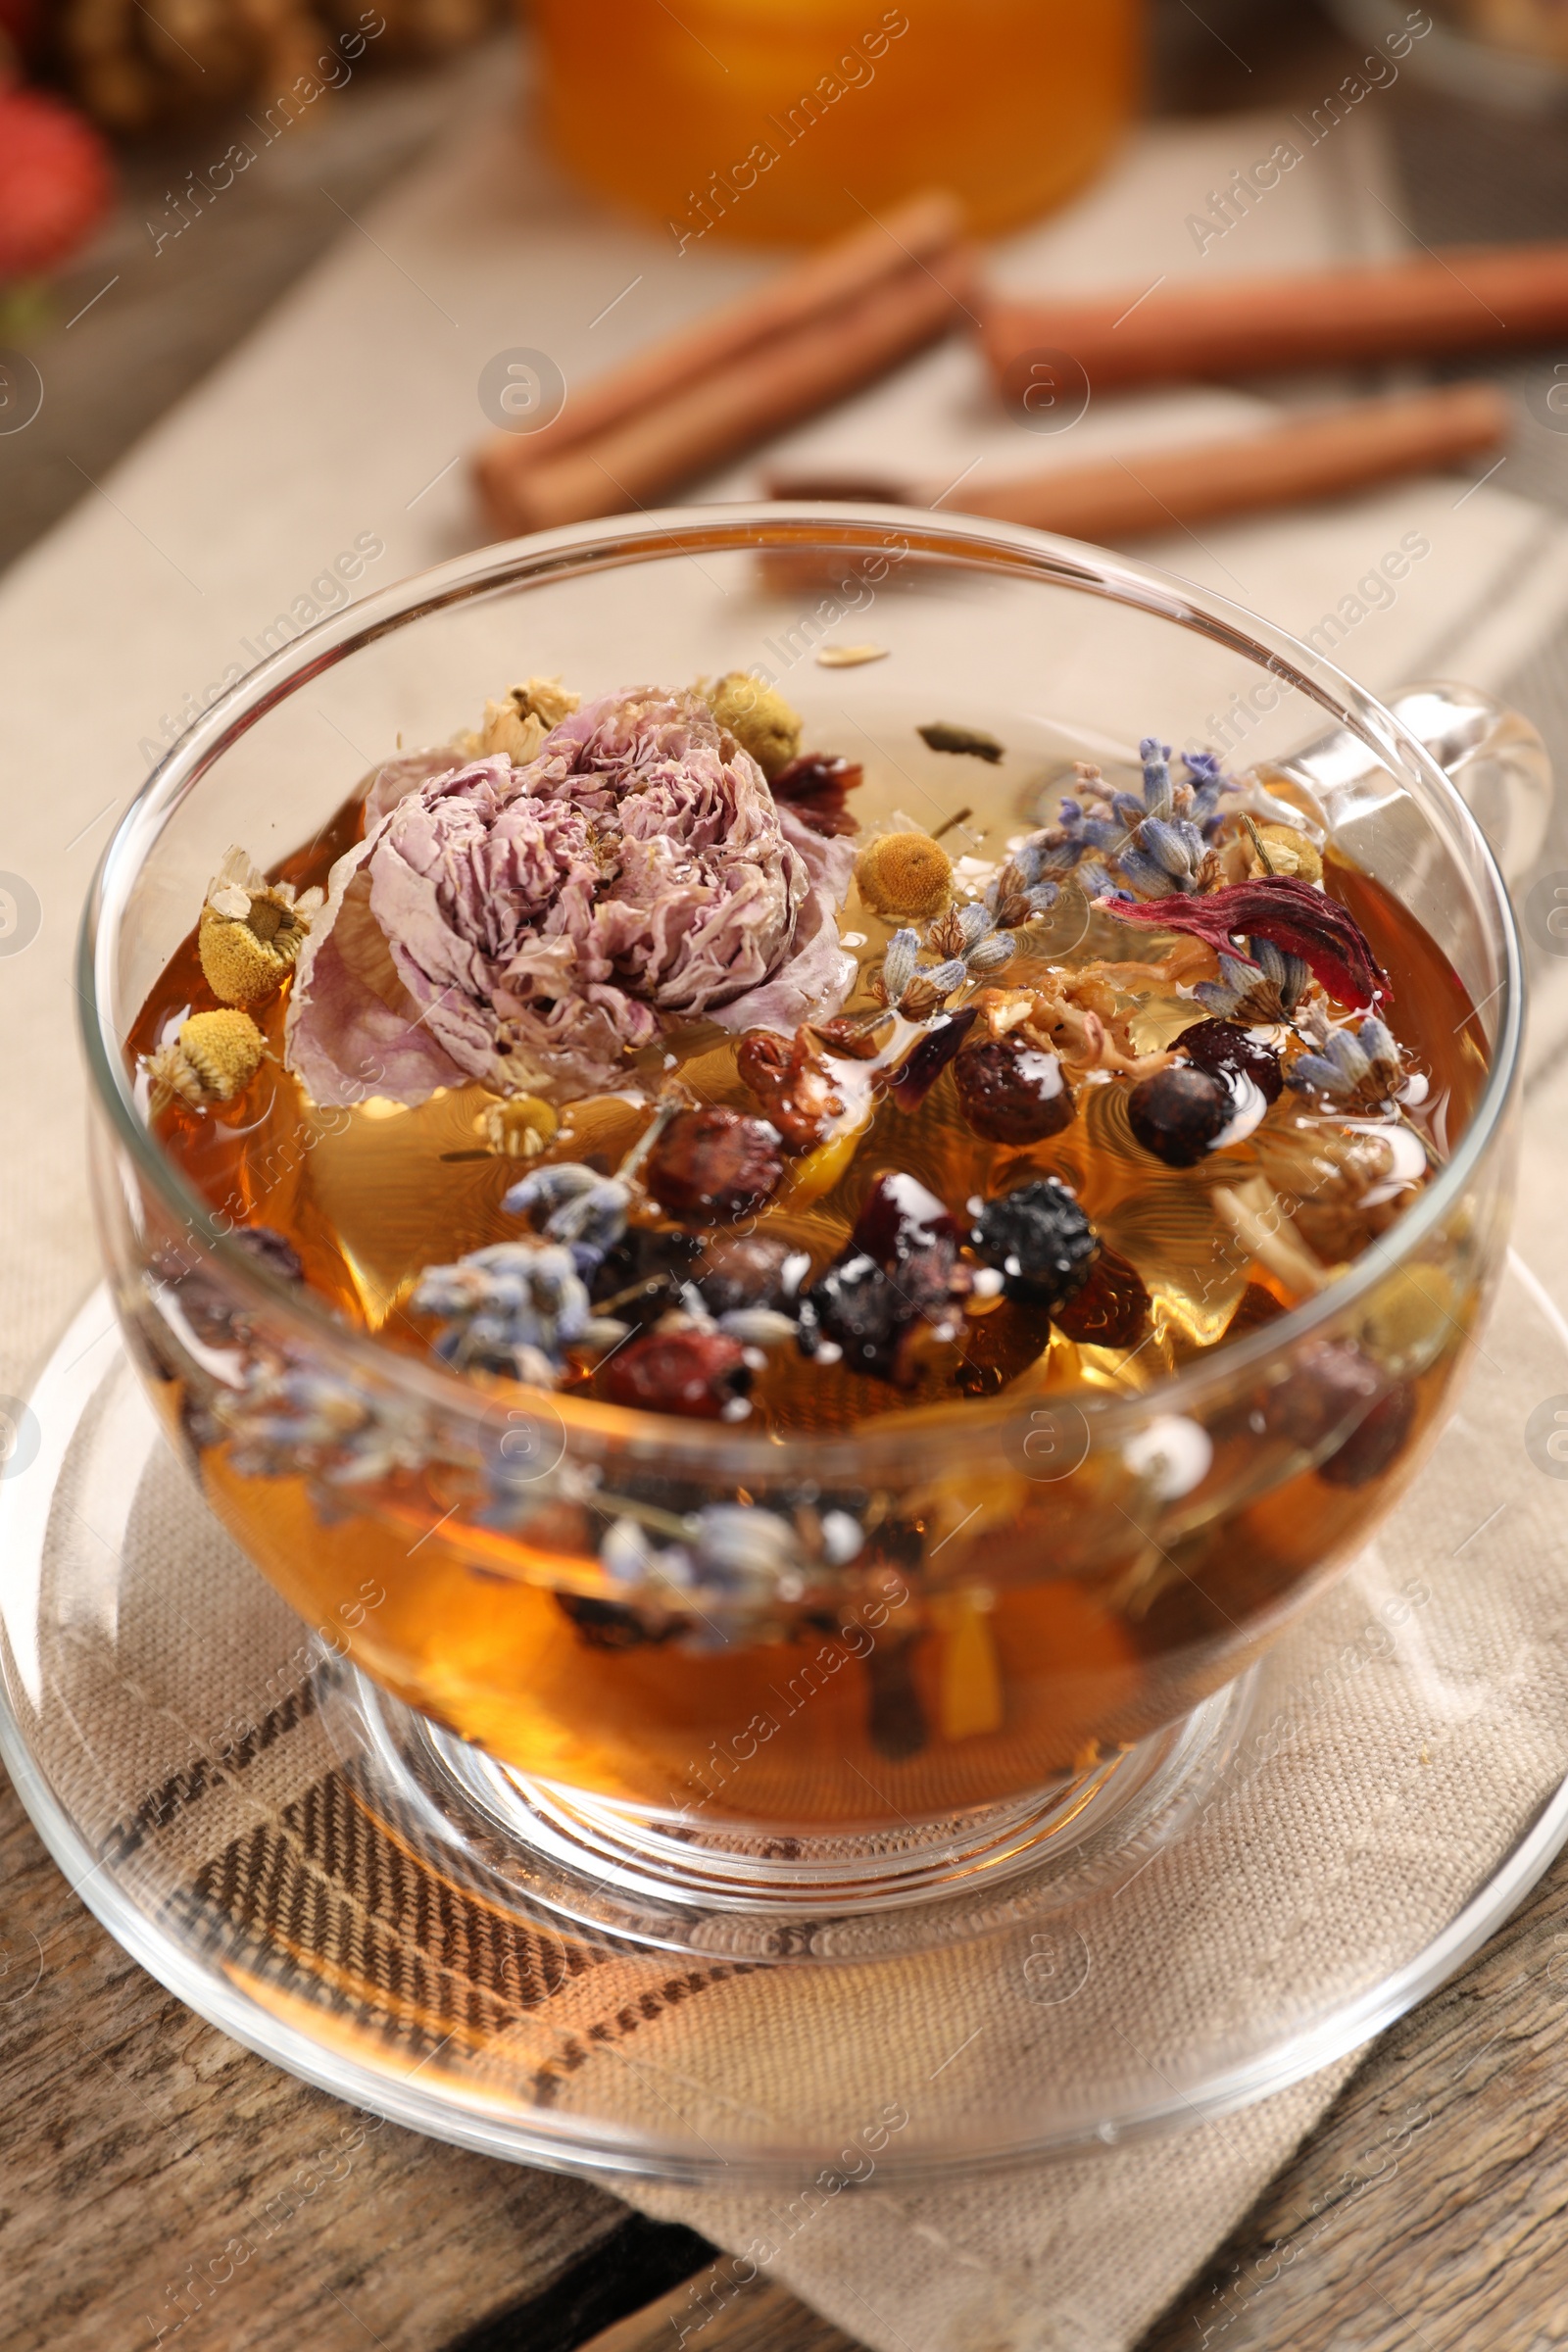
4, 55, 1568, 2352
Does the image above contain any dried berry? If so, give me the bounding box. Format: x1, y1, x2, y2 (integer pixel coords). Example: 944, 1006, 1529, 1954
955, 1298, 1055, 1395
955, 1036, 1074, 1145
555, 1593, 681, 1649
1177, 1018, 1283, 1105
969, 1179, 1099, 1312
602, 1326, 751, 1418
855, 831, 953, 921
696, 1233, 802, 1317
852, 1172, 963, 1315
770, 752, 865, 837
644, 1106, 784, 1222
799, 1174, 965, 1383
1052, 1245, 1149, 1349
1127, 1066, 1231, 1168
886, 1007, 978, 1111
590, 1226, 704, 1328
1318, 1383, 1416, 1488
737, 1027, 844, 1152
798, 1253, 909, 1380
1226, 1282, 1287, 1340
810, 1016, 883, 1061
1261, 1339, 1414, 1485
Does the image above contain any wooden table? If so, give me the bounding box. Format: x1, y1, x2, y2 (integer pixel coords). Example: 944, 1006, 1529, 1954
9, 1748, 1568, 2352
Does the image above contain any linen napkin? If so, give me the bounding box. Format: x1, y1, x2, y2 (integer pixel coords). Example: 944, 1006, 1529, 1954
3, 49, 1568, 2352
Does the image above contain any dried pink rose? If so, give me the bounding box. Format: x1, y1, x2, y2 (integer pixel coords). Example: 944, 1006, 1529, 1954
285, 688, 855, 1104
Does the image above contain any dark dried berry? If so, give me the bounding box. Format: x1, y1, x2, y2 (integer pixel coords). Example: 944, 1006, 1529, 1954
886, 1007, 978, 1111
602, 1326, 750, 1418
1178, 1018, 1283, 1105
590, 1226, 703, 1326
864, 1635, 929, 1758
737, 1027, 843, 1152
1226, 1282, 1287, 1340
1053, 1244, 1149, 1349
955, 1297, 1055, 1395
1127, 1065, 1231, 1168
852, 1172, 963, 1310
645, 1105, 784, 1222
1318, 1381, 1417, 1488
969, 1178, 1099, 1311
696, 1233, 800, 1316
1260, 1338, 1415, 1484
798, 1253, 908, 1379
770, 751, 865, 837
955, 1037, 1074, 1145
800, 1175, 966, 1384
555, 1593, 681, 1649
1262, 1339, 1380, 1451
810, 1016, 882, 1062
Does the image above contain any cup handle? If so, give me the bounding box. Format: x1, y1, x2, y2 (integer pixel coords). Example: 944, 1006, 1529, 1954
1283, 679, 1553, 888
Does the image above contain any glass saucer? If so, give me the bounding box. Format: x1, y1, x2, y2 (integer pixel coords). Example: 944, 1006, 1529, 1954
2, 1254, 1566, 2186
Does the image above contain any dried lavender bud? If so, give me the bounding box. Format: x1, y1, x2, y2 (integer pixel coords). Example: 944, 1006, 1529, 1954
645, 1106, 784, 1222
737, 1027, 844, 1153
969, 1179, 1099, 1312
1052, 1245, 1149, 1349
696, 1233, 798, 1316
602, 1326, 751, 1418
1126, 1066, 1231, 1168
955, 1037, 1074, 1145
1178, 1018, 1283, 1105
886, 1007, 978, 1111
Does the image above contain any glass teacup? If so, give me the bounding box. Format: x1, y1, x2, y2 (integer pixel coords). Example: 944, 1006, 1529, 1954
80, 508, 1540, 1936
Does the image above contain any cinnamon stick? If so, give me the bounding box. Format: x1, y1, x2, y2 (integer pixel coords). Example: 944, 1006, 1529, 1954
981, 242, 1568, 395
764, 381, 1510, 548
475, 191, 971, 537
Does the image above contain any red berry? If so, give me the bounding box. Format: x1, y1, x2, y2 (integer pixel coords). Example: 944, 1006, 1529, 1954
1052, 1244, 1148, 1349
736, 1027, 843, 1152
1127, 1065, 1231, 1168
0, 89, 115, 280
602, 1326, 749, 1418
1178, 1018, 1283, 1104
955, 1036, 1074, 1144
644, 1105, 783, 1222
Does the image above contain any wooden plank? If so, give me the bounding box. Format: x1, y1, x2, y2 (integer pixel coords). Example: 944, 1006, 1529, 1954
1138, 1836, 1568, 2351
0, 1767, 626, 2352
580, 2274, 864, 2352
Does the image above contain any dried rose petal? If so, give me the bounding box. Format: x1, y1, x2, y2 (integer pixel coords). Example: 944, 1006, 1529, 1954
737, 1027, 844, 1152
287, 691, 858, 1106
645, 1106, 784, 1222
1099, 877, 1390, 1009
